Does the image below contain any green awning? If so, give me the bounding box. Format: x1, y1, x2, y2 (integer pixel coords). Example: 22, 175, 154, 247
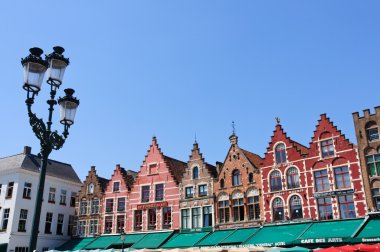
219, 228, 258, 245
354, 219, 380, 243
162, 232, 210, 248
245, 223, 310, 247
85, 235, 120, 249
112, 233, 147, 246
297, 219, 364, 245
0, 244, 7, 252
57, 238, 95, 251
132, 232, 173, 249
196, 230, 235, 246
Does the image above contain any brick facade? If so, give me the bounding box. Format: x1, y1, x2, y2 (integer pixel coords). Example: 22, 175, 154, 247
179, 142, 217, 231
126, 137, 186, 232
102, 165, 136, 234
75, 166, 108, 237
214, 133, 264, 229
262, 115, 367, 223
261, 122, 309, 223
353, 107, 380, 212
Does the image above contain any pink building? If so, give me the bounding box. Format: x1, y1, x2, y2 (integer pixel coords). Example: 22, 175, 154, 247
126, 137, 186, 232
102, 165, 137, 234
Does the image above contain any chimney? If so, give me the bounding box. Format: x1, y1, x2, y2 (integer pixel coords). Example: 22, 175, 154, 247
23, 146, 31, 155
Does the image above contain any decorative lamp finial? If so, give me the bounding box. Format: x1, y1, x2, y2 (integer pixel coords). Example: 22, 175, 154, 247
232, 121, 236, 135
276, 117, 280, 125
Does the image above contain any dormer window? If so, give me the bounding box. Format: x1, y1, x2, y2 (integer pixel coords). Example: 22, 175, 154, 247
193, 166, 199, 179
321, 139, 334, 158
113, 181, 120, 192
88, 183, 94, 194
366, 121, 379, 142
275, 144, 286, 164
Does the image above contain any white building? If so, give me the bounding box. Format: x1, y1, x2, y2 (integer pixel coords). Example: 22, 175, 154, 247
0, 146, 82, 252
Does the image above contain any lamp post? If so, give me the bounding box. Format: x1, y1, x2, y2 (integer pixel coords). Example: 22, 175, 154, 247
120, 231, 126, 252
21, 47, 79, 252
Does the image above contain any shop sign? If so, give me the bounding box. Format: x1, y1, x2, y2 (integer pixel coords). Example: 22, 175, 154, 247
137, 201, 168, 210
299, 237, 348, 244
254, 242, 287, 247
181, 227, 213, 233
273, 188, 304, 197
273, 162, 294, 169
313, 189, 354, 198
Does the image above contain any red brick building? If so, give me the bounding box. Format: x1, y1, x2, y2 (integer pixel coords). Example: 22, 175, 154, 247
262, 115, 367, 223
179, 142, 217, 231
102, 165, 136, 234
126, 137, 186, 232
261, 120, 309, 223
76, 166, 109, 237
214, 133, 263, 229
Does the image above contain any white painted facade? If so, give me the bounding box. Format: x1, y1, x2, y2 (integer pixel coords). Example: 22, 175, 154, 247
0, 149, 82, 252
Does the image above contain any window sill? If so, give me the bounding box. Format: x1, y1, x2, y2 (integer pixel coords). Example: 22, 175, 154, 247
60, 203, 66, 206
18, 230, 26, 232
5, 196, 12, 199
148, 226, 156, 230
0, 229, 6, 233
57, 233, 63, 235
134, 227, 142, 231
23, 196, 31, 200
48, 201, 55, 204
45, 232, 52, 234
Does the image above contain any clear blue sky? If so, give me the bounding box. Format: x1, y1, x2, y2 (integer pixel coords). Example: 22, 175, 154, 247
1, 1, 379, 180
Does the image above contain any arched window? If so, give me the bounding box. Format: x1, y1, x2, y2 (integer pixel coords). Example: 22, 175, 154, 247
220, 179, 225, 189
273, 198, 284, 221
275, 144, 286, 164
193, 166, 199, 179
232, 169, 241, 186
270, 170, 282, 191
87, 183, 94, 194
289, 195, 303, 220
366, 121, 379, 142
249, 173, 254, 183
287, 167, 300, 189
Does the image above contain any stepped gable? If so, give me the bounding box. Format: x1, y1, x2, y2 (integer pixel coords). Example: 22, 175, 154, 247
163, 155, 187, 185
105, 164, 136, 191
120, 167, 137, 189
140, 136, 187, 185
189, 142, 217, 178
264, 122, 309, 166
309, 114, 354, 152
86, 166, 108, 192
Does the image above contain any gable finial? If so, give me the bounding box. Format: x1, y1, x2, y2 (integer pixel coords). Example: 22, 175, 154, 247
276, 117, 280, 125
232, 120, 236, 135
194, 132, 197, 144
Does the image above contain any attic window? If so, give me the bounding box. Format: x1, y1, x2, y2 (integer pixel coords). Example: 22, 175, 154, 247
113, 181, 120, 192
87, 183, 94, 194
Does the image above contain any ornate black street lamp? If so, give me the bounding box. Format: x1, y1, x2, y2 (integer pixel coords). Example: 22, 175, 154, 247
21, 46, 79, 251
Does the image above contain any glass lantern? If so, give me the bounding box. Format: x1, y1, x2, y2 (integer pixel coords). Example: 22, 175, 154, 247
21, 48, 48, 93
58, 88, 79, 126
46, 46, 70, 87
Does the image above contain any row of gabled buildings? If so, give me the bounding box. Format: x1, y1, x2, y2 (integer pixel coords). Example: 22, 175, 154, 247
74, 106, 380, 237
